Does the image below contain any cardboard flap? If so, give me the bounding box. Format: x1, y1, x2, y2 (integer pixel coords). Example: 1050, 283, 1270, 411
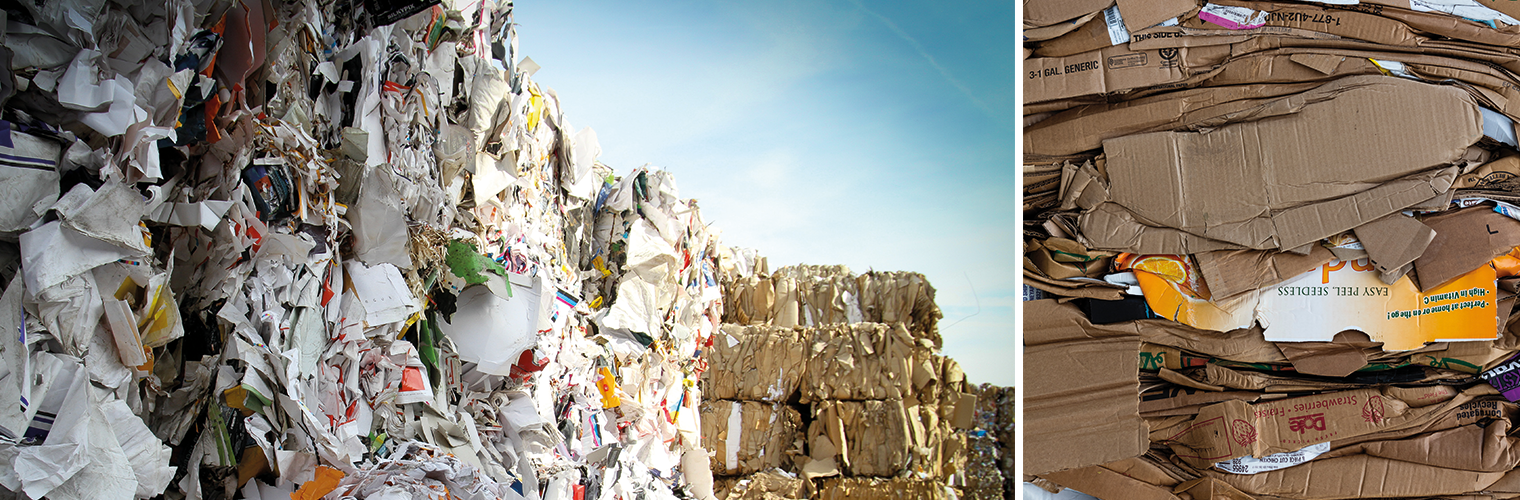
1360, 420, 1520, 473
1194, 245, 1334, 301
1288, 53, 1346, 75
1353, 214, 1436, 275
1042, 465, 1183, 500
1116, 0, 1197, 32
1275, 332, 1375, 378
1025, 11, 1104, 42
1025, 0, 1117, 29
1414, 205, 1520, 292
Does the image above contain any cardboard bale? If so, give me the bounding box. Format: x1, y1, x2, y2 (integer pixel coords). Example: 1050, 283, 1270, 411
801, 323, 916, 402
960, 432, 1005, 500
813, 477, 951, 500
701, 400, 805, 476
807, 400, 912, 477
728, 266, 944, 345
1085, 76, 1481, 253
724, 275, 778, 325
702, 324, 808, 402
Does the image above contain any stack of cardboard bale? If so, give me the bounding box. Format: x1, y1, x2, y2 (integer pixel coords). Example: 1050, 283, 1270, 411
1025, 0, 1520, 498
704, 257, 1000, 498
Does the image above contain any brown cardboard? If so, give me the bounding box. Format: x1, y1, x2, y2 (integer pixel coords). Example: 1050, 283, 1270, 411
1192, 0, 1428, 47
1160, 386, 1466, 467
1209, 453, 1506, 499
1025, 0, 1115, 29
1099, 76, 1480, 251
952, 392, 977, 430
1024, 45, 1191, 104
1026, 81, 1324, 156
1414, 205, 1520, 291
1194, 244, 1334, 301
1023, 269, 1129, 301
1042, 465, 1183, 500
1027, 237, 1115, 279
1275, 335, 1372, 378
1033, 13, 1115, 58
1172, 477, 1256, 500
809, 400, 912, 477
1024, 299, 1148, 475
801, 323, 915, 402
1025, 11, 1103, 42
713, 471, 809, 500
1353, 213, 1436, 275
1359, 417, 1520, 472
1140, 385, 1265, 414
814, 477, 950, 500
1457, 156, 1520, 189
699, 400, 804, 476
701, 324, 807, 403
1127, 24, 1341, 51
1116, 0, 1197, 32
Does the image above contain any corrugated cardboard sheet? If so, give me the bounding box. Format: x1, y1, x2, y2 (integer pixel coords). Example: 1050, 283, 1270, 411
1025, 299, 1148, 475
1088, 76, 1481, 253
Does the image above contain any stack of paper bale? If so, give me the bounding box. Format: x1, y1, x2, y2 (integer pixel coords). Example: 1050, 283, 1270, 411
0, 0, 776, 499
702, 258, 996, 499
1026, 0, 1520, 498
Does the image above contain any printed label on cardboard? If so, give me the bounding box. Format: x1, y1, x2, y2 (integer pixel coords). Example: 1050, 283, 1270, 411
1215, 442, 1329, 474
1480, 353, 1520, 402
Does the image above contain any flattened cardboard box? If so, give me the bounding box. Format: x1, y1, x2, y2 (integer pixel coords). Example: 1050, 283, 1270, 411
1024, 44, 1191, 103
1209, 453, 1507, 499
1160, 386, 1464, 468
1024, 299, 1147, 476
1025, 80, 1324, 156
1095, 76, 1480, 252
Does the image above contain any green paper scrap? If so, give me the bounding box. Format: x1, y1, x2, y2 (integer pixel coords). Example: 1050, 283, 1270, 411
445, 240, 509, 294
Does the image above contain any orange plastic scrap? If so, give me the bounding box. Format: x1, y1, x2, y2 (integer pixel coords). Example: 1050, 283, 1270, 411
1495, 247, 1520, 278
291, 466, 344, 500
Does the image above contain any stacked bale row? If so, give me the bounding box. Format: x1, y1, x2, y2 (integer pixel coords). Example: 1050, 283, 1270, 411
701, 261, 1000, 498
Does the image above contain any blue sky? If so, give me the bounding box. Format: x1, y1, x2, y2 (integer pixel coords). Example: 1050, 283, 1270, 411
514, 0, 1017, 385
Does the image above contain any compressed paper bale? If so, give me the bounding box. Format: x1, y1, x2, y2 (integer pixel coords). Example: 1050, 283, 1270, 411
814, 477, 950, 500
713, 471, 809, 500
700, 400, 804, 476
856, 271, 943, 347
701, 324, 808, 402
960, 431, 1007, 500
723, 275, 776, 325
809, 400, 912, 477
802, 323, 915, 402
